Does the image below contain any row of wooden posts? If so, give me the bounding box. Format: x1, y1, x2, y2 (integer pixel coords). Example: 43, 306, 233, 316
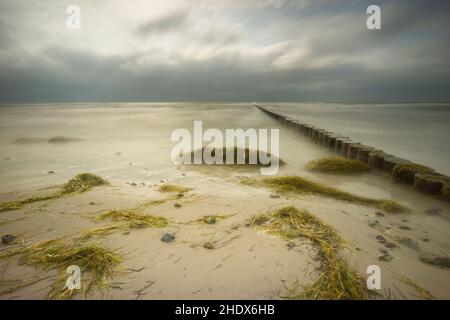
256, 104, 449, 201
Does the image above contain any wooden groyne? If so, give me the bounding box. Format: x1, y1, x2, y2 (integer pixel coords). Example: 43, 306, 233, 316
256, 104, 449, 202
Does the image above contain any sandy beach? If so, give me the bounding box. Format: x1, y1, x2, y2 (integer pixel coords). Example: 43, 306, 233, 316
0, 103, 449, 300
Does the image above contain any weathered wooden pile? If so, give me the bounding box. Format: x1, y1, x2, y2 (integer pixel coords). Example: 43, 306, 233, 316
256, 105, 449, 202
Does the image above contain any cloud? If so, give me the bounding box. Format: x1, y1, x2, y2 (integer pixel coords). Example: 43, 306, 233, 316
136, 9, 190, 36
0, 0, 449, 102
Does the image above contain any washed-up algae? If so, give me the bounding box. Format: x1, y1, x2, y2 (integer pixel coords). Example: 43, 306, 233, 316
0, 173, 108, 213
97, 209, 169, 229
244, 176, 406, 213
187, 147, 285, 166
0, 237, 121, 300
306, 157, 370, 174
250, 206, 367, 299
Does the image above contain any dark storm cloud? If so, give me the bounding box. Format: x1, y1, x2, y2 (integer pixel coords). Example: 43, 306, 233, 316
136, 10, 190, 36
0, 0, 449, 103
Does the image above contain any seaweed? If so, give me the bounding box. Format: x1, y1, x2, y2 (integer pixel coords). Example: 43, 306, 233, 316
97, 209, 169, 229
306, 157, 370, 174
62, 173, 108, 194
0, 173, 108, 213
244, 176, 406, 213
187, 147, 285, 166
158, 184, 191, 194
250, 206, 367, 299
391, 163, 435, 184
0, 238, 121, 299
395, 273, 436, 300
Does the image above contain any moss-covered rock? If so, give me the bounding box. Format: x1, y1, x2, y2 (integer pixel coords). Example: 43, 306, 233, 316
63, 173, 108, 193
392, 163, 435, 184
305, 157, 370, 174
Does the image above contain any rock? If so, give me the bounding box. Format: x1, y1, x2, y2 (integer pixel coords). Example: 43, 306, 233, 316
379, 248, 388, 254
115, 152, 122, 156
424, 207, 442, 216
161, 233, 175, 243
375, 211, 385, 217
421, 238, 430, 242
385, 242, 397, 249
376, 235, 386, 244
1, 234, 16, 245
174, 203, 182, 208
398, 225, 412, 230
368, 220, 379, 228
130, 182, 137, 186
270, 194, 280, 199
4, 157, 11, 161
398, 238, 419, 250
378, 254, 393, 262
47, 170, 55, 174
419, 254, 450, 268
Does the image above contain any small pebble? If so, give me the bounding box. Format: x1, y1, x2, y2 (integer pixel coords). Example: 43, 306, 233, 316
270, 194, 280, 199
375, 211, 385, 217
161, 233, 175, 243
47, 170, 55, 174
398, 225, 412, 230
1, 234, 16, 245
378, 254, 393, 262
368, 220, 379, 228
376, 235, 386, 244
385, 242, 397, 249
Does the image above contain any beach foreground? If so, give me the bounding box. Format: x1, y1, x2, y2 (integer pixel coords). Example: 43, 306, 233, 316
0, 103, 449, 299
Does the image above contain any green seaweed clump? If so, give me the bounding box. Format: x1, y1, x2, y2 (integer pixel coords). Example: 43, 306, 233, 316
0, 194, 59, 213
62, 173, 108, 193
188, 147, 285, 166
392, 163, 435, 184
251, 206, 367, 299
158, 184, 191, 194
0, 173, 108, 213
0, 238, 121, 299
306, 157, 370, 174
97, 209, 169, 229
245, 176, 406, 213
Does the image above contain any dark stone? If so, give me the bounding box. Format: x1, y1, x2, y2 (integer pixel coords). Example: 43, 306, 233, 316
161, 233, 175, 243
398, 238, 419, 250
1, 234, 16, 245
419, 254, 450, 268
375, 211, 385, 217
398, 225, 412, 230
47, 170, 55, 174
376, 235, 386, 244
385, 242, 397, 249
270, 194, 280, 199
378, 254, 393, 262
368, 220, 379, 228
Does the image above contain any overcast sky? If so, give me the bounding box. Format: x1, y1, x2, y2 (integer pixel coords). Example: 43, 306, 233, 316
0, 0, 449, 103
